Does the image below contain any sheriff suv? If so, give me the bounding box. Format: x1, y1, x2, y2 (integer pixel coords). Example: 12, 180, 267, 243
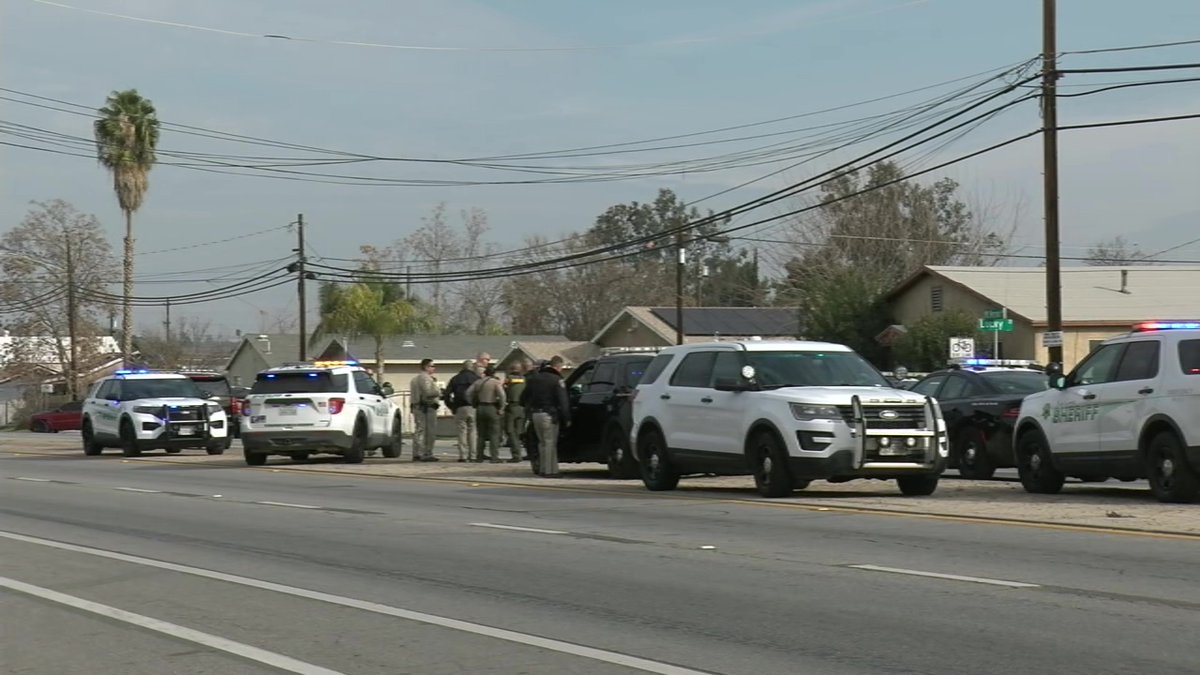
81, 370, 229, 457
1014, 321, 1200, 503
631, 340, 948, 498
240, 360, 403, 465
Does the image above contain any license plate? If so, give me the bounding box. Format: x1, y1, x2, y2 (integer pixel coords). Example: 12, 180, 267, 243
278, 406, 298, 417
880, 442, 908, 456
178, 426, 196, 436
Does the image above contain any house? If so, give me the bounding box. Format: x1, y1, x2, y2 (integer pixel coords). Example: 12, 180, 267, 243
591, 306, 801, 348
497, 340, 601, 371
223, 334, 309, 387
886, 265, 1200, 367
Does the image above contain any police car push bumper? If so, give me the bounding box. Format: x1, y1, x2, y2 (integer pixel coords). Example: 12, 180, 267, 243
127, 402, 227, 448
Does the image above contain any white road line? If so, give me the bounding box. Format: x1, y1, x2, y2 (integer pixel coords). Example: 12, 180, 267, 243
256, 501, 321, 510
848, 564, 1040, 588
116, 487, 162, 494
0, 575, 344, 675
13, 477, 51, 482
469, 522, 569, 535
0, 530, 714, 675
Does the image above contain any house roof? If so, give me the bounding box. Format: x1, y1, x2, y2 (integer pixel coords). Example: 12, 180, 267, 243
322, 334, 569, 363
592, 306, 800, 343
224, 335, 311, 371
889, 265, 1200, 325
500, 341, 601, 369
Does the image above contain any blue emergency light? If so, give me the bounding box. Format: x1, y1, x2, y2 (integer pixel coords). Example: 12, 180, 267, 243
1133, 321, 1200, 332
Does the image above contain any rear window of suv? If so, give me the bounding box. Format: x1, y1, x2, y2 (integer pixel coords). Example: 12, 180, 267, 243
252, 371, 349, 394
1178, 340, 1200, 374
187, 377, 230, 398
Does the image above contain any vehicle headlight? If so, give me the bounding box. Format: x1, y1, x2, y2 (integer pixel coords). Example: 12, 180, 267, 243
133, 406, 162, 415
790, 403, 841, 420
206, 403, 223, 416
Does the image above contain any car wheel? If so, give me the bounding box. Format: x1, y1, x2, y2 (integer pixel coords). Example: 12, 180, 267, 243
954, 426, 996, 480
206, 440, 226, 455
750, 430, 795, 498
639, 429, 679, 491
165, 449, 182, 454
81, 421, 103, 456
292, 452, 310, 462
1146, 431, 1200, 503
1016, 429, 1064, 494
897, 474, 940, 496
243, 447, 267, 466
223, 434, 233, 450
381, 417, 403, 458
119, 420, 142, 457
31, 420, 50, 433
604, 427, 638, 479
344, 423, 367, 464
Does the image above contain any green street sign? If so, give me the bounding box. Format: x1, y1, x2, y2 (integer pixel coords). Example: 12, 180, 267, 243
979, 318, 1014, 332
983, 309, 1004, 320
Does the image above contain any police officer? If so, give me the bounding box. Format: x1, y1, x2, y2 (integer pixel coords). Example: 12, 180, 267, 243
502, 360, 529, 462
467, 366, 506, 463
520, 355, 569, 477
408, 358, 441, 462
444, 360, 479, 462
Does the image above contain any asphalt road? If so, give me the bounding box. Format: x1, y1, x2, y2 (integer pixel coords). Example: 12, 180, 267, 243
1, 449, 1197, 674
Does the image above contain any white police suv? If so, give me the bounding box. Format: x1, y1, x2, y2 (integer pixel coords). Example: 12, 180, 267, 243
81, 370, 229, 457
1014, 321, 1200, 503
631, 340, 948, 498
240, 360, 403, 465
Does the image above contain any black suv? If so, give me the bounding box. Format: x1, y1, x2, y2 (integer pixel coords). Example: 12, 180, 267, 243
526, 351, 657, 478
182, 371, 237, 445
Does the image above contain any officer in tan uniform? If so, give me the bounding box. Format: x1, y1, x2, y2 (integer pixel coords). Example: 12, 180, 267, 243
467, 365, 507, 463
408, 358, 441, 462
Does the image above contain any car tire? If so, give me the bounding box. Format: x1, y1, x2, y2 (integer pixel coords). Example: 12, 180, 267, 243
165, 448, 182, 454
292, 452, 310, 462
223, 434, 233, 450
1016, 428, 1064, 494
81, 421, 103, 456
750, 430, 795, 498
206, 440, 226, 455
604, 426, 638, 479
119, 420, 142, 457
955, 426, 996, 480
381, 417, 403, 458
31, 420, 50, 433
897, 474, 940, 496
1146, 430, 1200, 504
243, 448, 267, 466
344, 423, 367, 464
639, 429, 679, 491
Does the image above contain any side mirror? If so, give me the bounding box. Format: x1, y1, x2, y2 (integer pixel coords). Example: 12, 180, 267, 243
1045, 363, 1065, 389
381, 383, 394, 396
714, 377, 747, 392
570, 383, 583, 395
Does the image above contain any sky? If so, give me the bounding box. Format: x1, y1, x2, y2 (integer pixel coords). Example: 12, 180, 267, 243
2, 0, 1199, 337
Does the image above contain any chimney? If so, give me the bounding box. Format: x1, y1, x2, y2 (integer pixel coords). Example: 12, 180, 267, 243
255, 334, 271, 354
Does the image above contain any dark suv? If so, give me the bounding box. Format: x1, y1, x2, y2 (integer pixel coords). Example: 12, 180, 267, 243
182, 371, 237, 445
526, 351, 657, 478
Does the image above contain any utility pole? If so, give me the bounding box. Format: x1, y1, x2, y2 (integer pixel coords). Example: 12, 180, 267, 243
295, 214, 307, 361
1042, 0, 1064, 366
675, 228, 685, 345
64, 230, 78, 400
405, 265, 412, 299
164, 298, 172, 343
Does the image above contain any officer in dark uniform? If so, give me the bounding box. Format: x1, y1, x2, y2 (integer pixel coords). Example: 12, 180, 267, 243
502, 360, 529, 462
520, 356, 569, 477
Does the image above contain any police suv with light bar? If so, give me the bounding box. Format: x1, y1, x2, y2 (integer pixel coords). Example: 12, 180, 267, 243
1013, 321, 1200, 503
81, 370, 229, 457
240, 360, 403, 465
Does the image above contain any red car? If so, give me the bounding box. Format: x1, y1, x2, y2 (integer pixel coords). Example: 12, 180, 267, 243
29, 401, 84, 433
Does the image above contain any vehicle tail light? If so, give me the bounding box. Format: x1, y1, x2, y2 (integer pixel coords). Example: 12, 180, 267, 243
232, 399, 242, 415
328, 398, 345, 415
1002, 407, 1020, 419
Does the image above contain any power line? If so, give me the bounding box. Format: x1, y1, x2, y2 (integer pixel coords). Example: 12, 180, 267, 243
1062, 36, 1200, 55
1059, 62, 1200, 75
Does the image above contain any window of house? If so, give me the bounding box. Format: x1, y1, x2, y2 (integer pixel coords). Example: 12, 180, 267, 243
930, 286, 944, 313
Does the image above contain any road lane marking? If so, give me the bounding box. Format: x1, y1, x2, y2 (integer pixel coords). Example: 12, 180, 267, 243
256, 501, 321, 509
116, 487, 162, 494
13, 477, 51, 482
0, 530, 716, 675
469, 522, 568, 535
0, 574, 344, 675
848, 564, 1040, 588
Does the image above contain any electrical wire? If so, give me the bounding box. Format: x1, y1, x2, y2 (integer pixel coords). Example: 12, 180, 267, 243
1063, 37, 1200, 55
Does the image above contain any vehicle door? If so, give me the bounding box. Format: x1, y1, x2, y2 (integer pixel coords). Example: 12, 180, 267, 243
937, 374, 984, 431
561, 361, 595, 450
92, 380, 122, 437
1049, 342, 1126, 459
613, 357, 652, 437
1097, 340, 1160, 469
571, 359, 616, 455
353, 370, 388, 437
663, 351, 718, 457
694, 349, 747, 457
909, 374, 948, 401
51, 400, 85, 430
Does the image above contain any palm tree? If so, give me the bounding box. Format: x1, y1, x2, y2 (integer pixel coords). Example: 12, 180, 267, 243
315, 281, 431, 381
94, 89, 159, 365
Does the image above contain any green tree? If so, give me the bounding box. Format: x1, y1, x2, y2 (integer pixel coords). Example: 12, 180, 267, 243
314, 282, 431, 380
893, 311, 980, 371
93, 89, 159, 365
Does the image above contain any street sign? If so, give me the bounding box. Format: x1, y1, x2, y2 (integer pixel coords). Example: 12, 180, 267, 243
979, 318, 1014, 332
1042, 330, 1064, 348
949, 337, 975, 359
983, 309, 1004, 320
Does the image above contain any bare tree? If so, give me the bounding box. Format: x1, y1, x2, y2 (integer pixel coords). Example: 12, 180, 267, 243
136, 317, 228, 370
400, 203, 460, 323
1085, 236, 1152, 266
448, 208, 506, 333
0, 200, 118, 398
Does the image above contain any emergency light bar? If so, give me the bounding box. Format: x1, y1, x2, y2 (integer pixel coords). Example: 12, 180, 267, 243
949, 358, 1038, 368
115, 369, 151, 375
312, 360, 359, 367
1132, 321, 1200, 332
599, 347, 662, 355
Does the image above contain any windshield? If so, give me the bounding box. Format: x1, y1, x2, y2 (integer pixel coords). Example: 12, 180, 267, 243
746, 351, 890, 388
189, 379, 229, 397
980, 370, 1048, 395
252, 371, 348, 394
122, 378, 206, 400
